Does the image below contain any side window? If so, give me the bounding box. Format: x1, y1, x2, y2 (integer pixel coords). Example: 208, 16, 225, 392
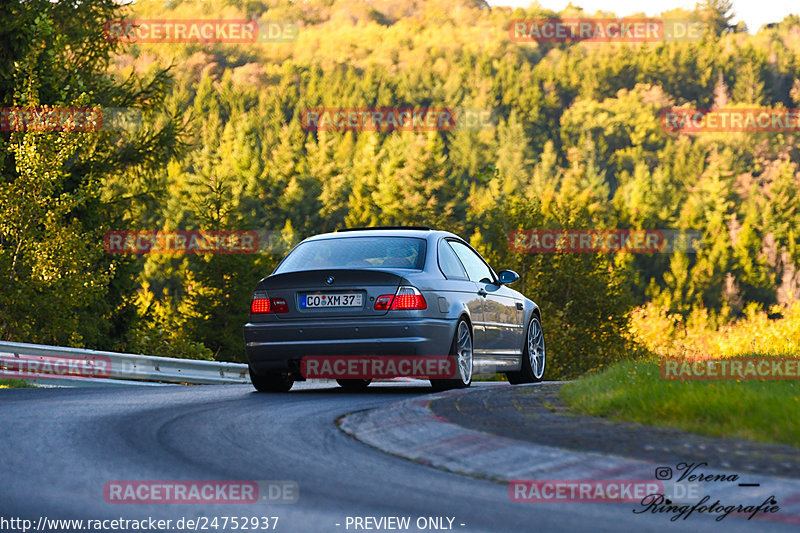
448, 241, 494, 284
438, 239, 468, 280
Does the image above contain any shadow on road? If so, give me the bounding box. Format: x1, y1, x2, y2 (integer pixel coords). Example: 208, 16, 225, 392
250, 380, 508, 396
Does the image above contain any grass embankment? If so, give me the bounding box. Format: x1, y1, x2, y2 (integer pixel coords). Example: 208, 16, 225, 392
560, 359, 800, 446
560, 303, 800, 446
0, 379, 35, 389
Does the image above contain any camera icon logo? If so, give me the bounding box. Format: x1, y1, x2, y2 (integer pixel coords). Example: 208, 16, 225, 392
655, 466, 673, 480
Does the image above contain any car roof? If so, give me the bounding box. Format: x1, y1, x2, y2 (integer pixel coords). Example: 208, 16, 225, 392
303, 228, 462, 242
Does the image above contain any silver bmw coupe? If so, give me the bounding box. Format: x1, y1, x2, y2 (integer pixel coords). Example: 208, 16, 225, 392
244, 227, 545, 392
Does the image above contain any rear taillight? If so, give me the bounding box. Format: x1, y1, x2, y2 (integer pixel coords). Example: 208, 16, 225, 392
251, 292, 288, 314
391, 286, 427, 310
374, 295, 394, 311
251, 297, 272, 313
374, 286, 427, 311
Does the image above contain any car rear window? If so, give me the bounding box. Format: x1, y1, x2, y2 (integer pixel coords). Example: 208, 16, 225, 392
274, 237, 427, 273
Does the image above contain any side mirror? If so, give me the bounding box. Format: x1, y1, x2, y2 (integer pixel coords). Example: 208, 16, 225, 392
497, 270, 519, 285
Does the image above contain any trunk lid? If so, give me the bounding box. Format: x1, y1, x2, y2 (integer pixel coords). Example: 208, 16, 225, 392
255, 269, 405, 319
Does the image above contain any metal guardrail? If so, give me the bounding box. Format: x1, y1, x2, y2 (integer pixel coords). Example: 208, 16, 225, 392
0, 341, 250, 386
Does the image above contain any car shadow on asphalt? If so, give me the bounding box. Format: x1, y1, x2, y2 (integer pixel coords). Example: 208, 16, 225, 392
247, 380, 508, 396
262, 384, 437, 395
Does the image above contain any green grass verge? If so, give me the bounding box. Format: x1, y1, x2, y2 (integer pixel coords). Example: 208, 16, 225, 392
0, 379, 35, 389
559, 359, 800, 447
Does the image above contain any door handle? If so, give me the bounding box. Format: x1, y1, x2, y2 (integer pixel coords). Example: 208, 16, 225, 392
477, 288, 488, 297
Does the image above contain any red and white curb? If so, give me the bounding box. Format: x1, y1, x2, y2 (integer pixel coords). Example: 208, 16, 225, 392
338, 386, 800, 525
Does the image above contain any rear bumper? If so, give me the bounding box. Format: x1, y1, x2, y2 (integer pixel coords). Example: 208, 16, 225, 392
244, 317, 456, 374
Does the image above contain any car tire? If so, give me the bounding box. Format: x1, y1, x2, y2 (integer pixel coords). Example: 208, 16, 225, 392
506, 315, 545, 384
336, 379, 372, 391
249, 365, 294, 392
430, 318, 473, 391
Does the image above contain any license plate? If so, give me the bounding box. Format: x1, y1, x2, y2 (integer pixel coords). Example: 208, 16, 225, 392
301, 293, 363, 308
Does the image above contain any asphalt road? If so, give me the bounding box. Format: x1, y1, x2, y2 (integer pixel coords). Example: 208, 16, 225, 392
0, 382, 793, 533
